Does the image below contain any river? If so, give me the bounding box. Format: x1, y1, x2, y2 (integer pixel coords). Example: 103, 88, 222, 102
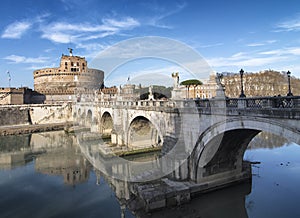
0, 131, 299, 218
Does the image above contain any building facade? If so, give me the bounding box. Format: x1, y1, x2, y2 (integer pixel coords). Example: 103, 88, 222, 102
222, 70, 300, 97
189, 74, 218, 99
185, 70, 300, 99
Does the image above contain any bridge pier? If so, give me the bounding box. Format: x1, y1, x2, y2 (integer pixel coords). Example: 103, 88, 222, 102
111, 129, 125, 146
90, 121, 99, 133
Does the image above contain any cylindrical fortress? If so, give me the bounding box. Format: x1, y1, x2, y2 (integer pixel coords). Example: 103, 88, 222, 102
33, 52, 104, 102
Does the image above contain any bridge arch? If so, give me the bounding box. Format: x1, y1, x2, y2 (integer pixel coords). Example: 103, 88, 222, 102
190, 117, 300, 181
100, 111, 113, 137
127, 116, 162, 148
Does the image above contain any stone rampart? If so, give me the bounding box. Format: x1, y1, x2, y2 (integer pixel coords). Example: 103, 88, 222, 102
0, 103, 73, 127
0, 107, 31, 126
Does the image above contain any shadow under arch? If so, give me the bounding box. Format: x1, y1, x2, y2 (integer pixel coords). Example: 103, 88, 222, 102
127, 116, 162, 148
86, 109, 93, 126
190, 116, 300, 182
100, 111, 113, 138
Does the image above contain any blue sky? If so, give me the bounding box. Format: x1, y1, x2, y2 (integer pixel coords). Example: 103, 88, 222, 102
1, 0, 300, 88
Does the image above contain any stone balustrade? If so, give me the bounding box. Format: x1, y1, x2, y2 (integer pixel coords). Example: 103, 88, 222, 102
77, 96, 300, 116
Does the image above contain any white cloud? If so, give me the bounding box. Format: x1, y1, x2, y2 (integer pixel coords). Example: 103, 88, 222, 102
40, 17, 140, 44
1, 15, 140, 43
147, 2, 187, 29
26, 64, 56, 70
235, 56, 289, 67
4, 55, 49, 64
102, 17, 140, 28
207, 45, 300, 70
1, 13, 49, 39
266, 40, 277, 44
231, 52, 247, 59
246, 43, 265, 47
42, 32, 74, 44
199, 43, 223, 48
275, 15, 300, 32
76, 43, 108, 51
1, 21, 32, 39
287, 47, 300, 55
259, 49, 281, 55
246, 40, 277, 47
259, 47, 300, 56
207, 51, 290, 68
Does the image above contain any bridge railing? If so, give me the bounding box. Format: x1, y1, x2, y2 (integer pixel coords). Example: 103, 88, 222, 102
93, 99, 176, 109
177, 96, 300, 117
193, 96, 300, 109
76, 96, 300, 112
225, 96, 300, 109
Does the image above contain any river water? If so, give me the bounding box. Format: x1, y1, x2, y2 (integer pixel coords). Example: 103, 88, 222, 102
0, 131, 299, 218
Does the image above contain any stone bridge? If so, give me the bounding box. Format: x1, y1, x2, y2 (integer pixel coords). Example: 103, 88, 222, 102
74, 100, 178, 148
74, 96, 300, 188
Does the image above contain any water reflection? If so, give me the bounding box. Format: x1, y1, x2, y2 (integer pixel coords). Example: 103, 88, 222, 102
0, 130, 299, 218
245, 139, 300, 218
248, 132, 288, 150
135, 182, 251, 218
0, 134, 34, 168
35, 146, 91, 186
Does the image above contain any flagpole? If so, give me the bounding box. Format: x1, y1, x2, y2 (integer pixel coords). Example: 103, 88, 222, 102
7, 71, 11, 88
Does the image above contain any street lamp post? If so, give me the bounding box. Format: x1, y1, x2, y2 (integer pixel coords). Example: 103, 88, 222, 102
287, 70, 293, 96
239, 69, 246, 98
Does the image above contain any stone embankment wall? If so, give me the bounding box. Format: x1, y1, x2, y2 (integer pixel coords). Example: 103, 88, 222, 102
28, 103, 73, 124
0, 107, 31, 126
0, 103, 73, 127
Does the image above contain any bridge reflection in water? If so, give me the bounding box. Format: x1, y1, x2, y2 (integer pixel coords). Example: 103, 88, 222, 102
0, 130, 299, 217
73, 95, 300, 210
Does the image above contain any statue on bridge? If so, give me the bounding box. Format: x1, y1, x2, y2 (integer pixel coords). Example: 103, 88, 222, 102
215, 73, 224, 87
148, 85, 155, 100
215, 73, 226, 98
172, 72, 179, 88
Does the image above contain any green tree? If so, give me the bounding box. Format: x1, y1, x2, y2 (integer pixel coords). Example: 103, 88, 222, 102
180, 79, 203, 98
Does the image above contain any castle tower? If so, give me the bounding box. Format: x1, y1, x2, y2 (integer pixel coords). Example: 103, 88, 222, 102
33, 49, 104, 103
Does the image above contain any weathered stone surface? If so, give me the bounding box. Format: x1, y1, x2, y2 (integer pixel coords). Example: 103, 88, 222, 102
0, 123, 73, 136
0, 107, 30, 126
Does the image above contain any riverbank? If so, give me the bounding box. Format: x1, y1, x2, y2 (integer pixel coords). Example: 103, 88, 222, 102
0, 122, 74, 136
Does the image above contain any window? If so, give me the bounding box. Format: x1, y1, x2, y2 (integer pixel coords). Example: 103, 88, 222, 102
71, 68, 79, 72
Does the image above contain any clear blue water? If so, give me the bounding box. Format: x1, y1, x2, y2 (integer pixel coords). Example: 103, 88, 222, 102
0, 159, 134, 218
245, 143, 300, 218
0, 131, 299, 218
